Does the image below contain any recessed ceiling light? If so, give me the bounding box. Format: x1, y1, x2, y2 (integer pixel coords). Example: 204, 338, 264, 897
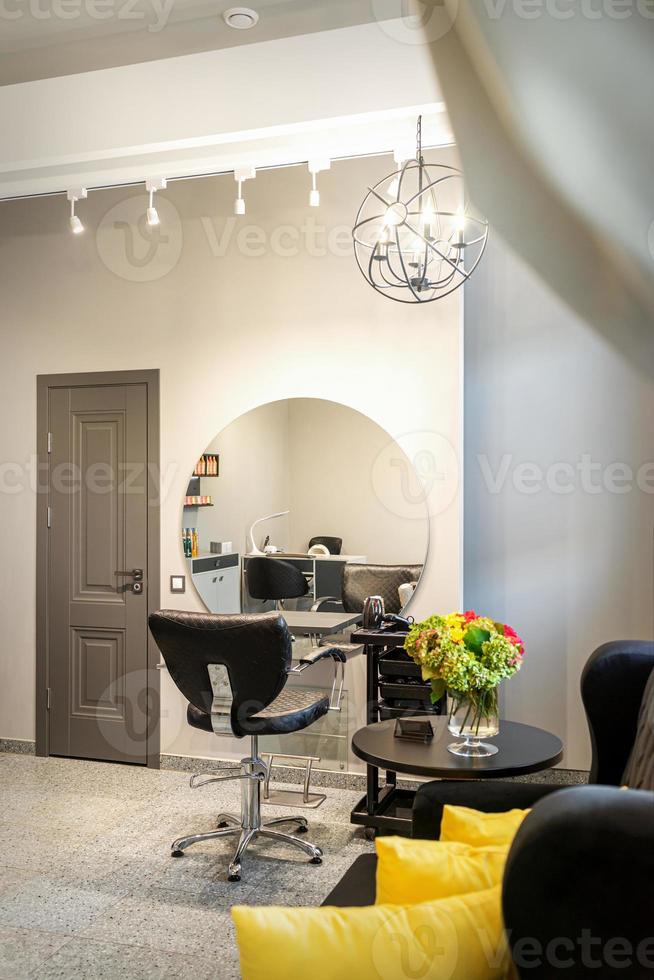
223, 6, 259, 29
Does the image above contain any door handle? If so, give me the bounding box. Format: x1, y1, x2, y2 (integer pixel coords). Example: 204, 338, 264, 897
115, 569, 144, 593
115, 569, 143, 581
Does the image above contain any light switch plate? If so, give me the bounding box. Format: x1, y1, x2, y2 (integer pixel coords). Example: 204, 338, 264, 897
170, 574, 186, 594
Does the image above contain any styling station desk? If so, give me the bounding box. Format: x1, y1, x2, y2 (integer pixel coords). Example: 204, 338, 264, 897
243, 553, 366, 606
283, 611, 362, 650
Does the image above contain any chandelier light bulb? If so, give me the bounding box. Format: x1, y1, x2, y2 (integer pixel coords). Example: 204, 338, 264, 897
421, 198, 435, 239
383, 201, 406, 227
453, 206, 466, 232
421, 199, 435, 225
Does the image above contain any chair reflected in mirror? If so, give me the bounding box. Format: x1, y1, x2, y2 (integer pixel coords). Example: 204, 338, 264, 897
245, 556, 309, 611
314, 562, 423, 653
308, 536, 343, 556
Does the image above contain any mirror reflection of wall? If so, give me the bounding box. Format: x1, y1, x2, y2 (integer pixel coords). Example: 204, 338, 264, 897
183, 397, 428, 615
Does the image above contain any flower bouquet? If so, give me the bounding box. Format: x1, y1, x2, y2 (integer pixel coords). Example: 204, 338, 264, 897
404, 611, 524, 757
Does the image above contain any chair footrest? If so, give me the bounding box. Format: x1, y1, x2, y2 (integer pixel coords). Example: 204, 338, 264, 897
262, 787, 326, 809
262, 752, 326, 809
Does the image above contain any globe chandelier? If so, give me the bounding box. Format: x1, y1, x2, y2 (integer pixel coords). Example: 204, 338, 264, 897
352, 117, 489, 303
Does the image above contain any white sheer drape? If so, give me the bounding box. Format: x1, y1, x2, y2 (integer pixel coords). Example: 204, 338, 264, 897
420, 0, 654, 369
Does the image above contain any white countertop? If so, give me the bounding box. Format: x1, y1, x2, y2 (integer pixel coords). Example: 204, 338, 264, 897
244, 553, 366, 562
283, 611, 361, 635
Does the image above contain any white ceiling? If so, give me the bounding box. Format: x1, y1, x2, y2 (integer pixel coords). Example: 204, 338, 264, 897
0, 0, 402, 86
0, 15, 448, 199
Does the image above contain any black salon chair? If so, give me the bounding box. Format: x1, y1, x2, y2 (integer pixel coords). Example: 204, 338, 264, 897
246, 556, 309, 609
314, 562, 423, 653
308, 536, 343, 555
148, 610, 346, 881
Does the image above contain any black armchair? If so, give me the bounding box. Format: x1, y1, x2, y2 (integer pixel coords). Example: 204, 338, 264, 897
323, 785, 654, 979
413, 639, 654, 838
503, 785, 654, 978
149, 609, 345, 881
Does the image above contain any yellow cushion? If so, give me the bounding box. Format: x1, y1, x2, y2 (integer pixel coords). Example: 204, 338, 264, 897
440, 805, 529, 848
375, 836, 508, 905
232, 886, 509, 980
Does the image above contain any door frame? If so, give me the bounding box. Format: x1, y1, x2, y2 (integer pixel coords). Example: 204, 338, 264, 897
36, 369, 161, 767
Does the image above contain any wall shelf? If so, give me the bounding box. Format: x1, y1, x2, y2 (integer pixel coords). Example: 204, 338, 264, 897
192, 453, 220, 477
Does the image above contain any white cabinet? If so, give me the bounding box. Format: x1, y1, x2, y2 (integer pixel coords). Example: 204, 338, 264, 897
191, 553, 241, 613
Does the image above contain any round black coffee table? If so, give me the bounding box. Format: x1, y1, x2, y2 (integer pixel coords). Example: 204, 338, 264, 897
351, 717, 563, 836
353, 716, 563, 779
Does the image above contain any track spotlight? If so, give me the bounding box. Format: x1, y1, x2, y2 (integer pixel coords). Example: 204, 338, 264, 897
145, 177, 167, 226
307, 159, 330, 208
386, 145, 413, 200
234, 166, 255, 215
67, 188, 87, 234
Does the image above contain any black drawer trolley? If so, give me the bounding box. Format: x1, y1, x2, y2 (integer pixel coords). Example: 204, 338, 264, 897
349, 628, 443, 838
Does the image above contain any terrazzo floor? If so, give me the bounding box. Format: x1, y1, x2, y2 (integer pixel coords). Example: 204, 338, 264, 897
0, 752, 374, 979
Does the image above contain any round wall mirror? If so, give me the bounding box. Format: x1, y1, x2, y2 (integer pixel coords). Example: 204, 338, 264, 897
182, 397, 429, 617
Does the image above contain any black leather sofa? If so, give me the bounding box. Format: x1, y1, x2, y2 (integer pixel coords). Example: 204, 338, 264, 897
323, 641, 654, 977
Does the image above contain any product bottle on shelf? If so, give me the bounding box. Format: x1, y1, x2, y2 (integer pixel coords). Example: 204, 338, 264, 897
192, 528, 199, 558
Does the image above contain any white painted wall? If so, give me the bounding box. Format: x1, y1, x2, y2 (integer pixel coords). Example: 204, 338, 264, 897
0, 150, 463, 767
464, 234, 654, 770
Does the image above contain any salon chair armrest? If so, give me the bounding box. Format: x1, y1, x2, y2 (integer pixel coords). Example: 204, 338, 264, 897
290, 647, 346, 711
297, 647, 347, 667
310, 596, 341, 612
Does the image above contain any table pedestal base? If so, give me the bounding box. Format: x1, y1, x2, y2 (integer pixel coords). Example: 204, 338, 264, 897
447, 738, 499, 758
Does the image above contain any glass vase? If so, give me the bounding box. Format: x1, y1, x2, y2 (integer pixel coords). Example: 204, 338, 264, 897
447, 688, 500, 757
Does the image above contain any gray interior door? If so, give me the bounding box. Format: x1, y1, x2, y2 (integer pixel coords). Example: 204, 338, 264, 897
48, 383, 150, 764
